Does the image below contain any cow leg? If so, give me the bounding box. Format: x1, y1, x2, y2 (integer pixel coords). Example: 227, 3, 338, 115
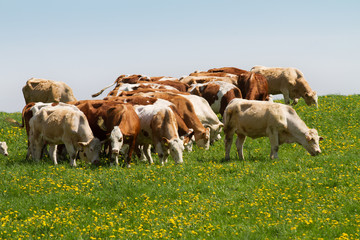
224, 128, 235, 161
235, 134, 246, 160
49, 145, 58, 165
281, 88, 291, 105
268, 128, 279, 159
143, 144, 154, 164
65, 144, 77, 167
155, 142, 165, 166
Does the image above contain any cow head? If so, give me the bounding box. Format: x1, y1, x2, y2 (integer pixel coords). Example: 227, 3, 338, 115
195, 127, 211, 150
162, 137, 184, 164
180, 129, 195, 152
78, 137, 102, 164
0, 142, 8, 156
302, 129, 323, 156
304, 91, 318, 108
110, 126, 123, 155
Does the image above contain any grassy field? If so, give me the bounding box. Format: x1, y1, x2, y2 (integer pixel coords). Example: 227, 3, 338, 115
0, 95, 359, 239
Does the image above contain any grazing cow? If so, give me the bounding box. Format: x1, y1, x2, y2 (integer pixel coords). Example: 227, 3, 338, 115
188, 81, 242, 116
0, 142, 8, 156
5, 102, 73, 160
223, 99, 323, 160
69, 100, 141, 167
22, 78, 77, 104
251, 66, 318, 107
126, 91, 211, 150
135, 104, 185, 165
207, 67, 269, 101
29, 104, 102, 166
178, 94, 224, 144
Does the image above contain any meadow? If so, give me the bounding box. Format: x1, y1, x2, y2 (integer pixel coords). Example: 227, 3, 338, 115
0, 95, 359, 239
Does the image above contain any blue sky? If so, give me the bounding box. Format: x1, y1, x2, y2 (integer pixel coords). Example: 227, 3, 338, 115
1, 0, 359, 112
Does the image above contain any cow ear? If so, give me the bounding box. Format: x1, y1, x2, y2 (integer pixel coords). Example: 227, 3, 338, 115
305, 132, 312, 141
97, 117, 107, 131
319, 136, 324, 141
162, 137, 170, 146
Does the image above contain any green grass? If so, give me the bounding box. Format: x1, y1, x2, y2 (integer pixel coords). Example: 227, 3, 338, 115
0, 95, 359, 239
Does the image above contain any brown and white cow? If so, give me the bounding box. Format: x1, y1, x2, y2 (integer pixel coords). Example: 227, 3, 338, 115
29, 104, 102, 166
223, 99, 323, 160
0, 142, 8, 156
135, 104, 185, 165
22, 78, 77, 104
69, 100, 141, 167
207, 67, 269, 101
188, 81, 242, 116
124, 91, 211, 150
251, 66, 318, 107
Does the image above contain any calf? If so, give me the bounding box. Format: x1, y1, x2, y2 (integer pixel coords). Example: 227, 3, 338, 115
223, 99, 323, 160
0, 142, 8, 156
29, 104, 102, 166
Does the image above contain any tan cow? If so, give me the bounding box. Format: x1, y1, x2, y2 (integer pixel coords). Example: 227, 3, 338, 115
29, 104, 102, 166
22, 78, 77, 104
223, 99, 323, 160
251, 66, 318, 107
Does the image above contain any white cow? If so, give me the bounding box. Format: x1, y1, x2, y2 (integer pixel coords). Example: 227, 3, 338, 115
29, 104, 102, 166
179, 94, 223, 144
251, 66, 318, 107
0, 142, 8, 156
135, 104, 184, 165
223, 99, 323, 160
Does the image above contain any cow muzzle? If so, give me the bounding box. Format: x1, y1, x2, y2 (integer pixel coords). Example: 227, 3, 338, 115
112, 148, 119, 155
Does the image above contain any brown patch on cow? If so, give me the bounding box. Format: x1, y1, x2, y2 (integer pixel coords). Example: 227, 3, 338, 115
198, 84, 220, 107
220, 88, 242, 116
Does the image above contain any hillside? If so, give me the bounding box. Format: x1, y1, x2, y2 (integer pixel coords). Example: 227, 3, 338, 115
0, 95, 359, 239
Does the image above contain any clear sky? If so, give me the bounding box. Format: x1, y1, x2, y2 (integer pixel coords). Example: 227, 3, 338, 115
1, 0, 359, 112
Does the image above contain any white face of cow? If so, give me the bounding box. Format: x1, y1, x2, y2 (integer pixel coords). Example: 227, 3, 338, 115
302, 129, 323, 156
79, 138, 102, 164
167, 138, 185, 164
110, 126, 123, 155
0, 142, 8, 156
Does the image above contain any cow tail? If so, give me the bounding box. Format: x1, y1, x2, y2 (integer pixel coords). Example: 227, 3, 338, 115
91, 81, 117, 98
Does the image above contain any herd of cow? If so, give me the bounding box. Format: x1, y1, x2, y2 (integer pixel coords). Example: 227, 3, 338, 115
1, 66, 323, 167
